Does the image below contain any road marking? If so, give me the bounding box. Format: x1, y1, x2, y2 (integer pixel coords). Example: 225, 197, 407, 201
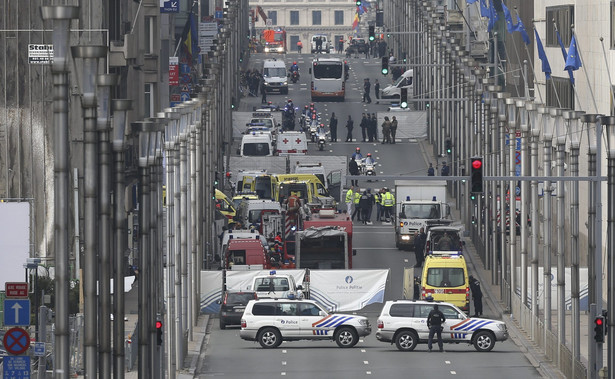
445, 361, 451, 364
281, 372, 286, 376
450, 371, 457, 375
282, 350, 287, 354
359, 339, 364, 342
282, 361, 287, 366
361, 349, 366, 353
366, 371, 372, 375
363, 361, 369, 365
404, 259, 408, 263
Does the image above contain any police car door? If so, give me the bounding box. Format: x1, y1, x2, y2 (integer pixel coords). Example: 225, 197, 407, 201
298, 303, 333, 338
276, 302, 301, 337
439, 304, 469, 342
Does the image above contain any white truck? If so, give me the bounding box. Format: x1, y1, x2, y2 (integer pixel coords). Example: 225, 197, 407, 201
249, 272, 304, 299
394, 180, 450, 250
380, 69, 413, 103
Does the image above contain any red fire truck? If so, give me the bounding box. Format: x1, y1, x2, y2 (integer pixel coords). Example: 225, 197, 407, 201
261, 28, 287, 54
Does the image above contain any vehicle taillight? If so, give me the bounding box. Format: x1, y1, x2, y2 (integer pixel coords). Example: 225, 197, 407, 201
223, 293, 228, 305
421, 287, 426, 297
311, 81, 314, 90
342, 82, 345, 90
241, 319, 247, 328
377, 320, 384, 329
425, 241, 430, 251
466, 287, 469, 299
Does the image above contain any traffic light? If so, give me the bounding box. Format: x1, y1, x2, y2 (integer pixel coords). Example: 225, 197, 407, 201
381, 56, 389, 75
156, 320, 163, 345
369, 26, 375, 42
445, 138, 452, 155
594, 316, 605, 343
470, 157, 483, 196
356, 0, 361, 6
214, 171, 220, 187
400, 88, 408, 109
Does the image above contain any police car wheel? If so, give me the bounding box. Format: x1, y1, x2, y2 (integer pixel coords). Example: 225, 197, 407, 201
473, 330, 496, 352
258, 327, 282, 348
335, 326, 358, 348
395, 330, 418, 351
219, 320, 226, 330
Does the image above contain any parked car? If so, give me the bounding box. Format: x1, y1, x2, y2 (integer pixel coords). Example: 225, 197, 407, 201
217, 291, 258, 329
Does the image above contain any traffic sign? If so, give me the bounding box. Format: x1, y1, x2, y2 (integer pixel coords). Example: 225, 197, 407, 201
5, 282, 28, 298
3, 356, 30, 378
3, 327, 31, 355
33, 342, 45, 357
3, 299, 30, 326
159, 0, 179, 13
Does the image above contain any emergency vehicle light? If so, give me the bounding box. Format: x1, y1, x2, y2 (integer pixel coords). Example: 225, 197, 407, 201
270, 270, 277, 275
432, 196, 436, 201
406, 196, 410, 201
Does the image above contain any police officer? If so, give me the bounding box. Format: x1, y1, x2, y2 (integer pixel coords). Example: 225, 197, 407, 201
469, 275, 483, 317
352, 188, 362, 222
374, 189, 382, 221
382, 187, 395, 222
427, 163, 435, 176
427, 304, 446, 352
345, 186, 355, 215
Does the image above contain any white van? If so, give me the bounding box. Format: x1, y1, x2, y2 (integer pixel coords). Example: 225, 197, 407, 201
294, 162, 326, 186
262, 59, 288, 94
311, 34, 331, 53
276, 131, 307, 156
380, 69, 413, 102
239, 132, 275, 157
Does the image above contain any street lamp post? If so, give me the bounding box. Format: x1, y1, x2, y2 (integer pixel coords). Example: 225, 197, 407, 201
506, 96, 517, 309
528, 102, 541, 340
542, 107, 556, 337
602, 116, 615, 379
71, 44, 107, 378
517, 99, 528, 309
496, 92, 509, 309
111, 99, 132, 379
40, 5, 78, 378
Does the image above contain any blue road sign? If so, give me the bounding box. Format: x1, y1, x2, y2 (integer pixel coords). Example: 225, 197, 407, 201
180, 92, 191, 102
33, 342, 45, 357
3, 356, 30, 379
3, 299, 30, 326
160, 0, 179, 13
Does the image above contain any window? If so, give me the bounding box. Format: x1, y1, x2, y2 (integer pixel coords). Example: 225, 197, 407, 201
144, 83, 155, 118
334, 10, 344, 25
144, 16, 156, 54
277, 302, 298, 316
267, 11, 277, 25
290, 10, 299, 25
390, 304, 415, 317
426, 267, 466, 287
440, 305, 464, 320
312, 10, 322, 25
252, 303, 277, 315
545, 76, 574, 109
313, 62, 343, 79
298, 303, 322, 316
546, 6, 574, 47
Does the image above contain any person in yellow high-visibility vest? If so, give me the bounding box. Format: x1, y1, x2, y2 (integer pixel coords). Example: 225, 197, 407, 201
345, 186, 355, 215
352, 188, 362, 221
382, 187, 395, 222
374, 189, 382, 221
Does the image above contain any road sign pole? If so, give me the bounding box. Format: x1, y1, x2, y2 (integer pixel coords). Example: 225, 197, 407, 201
37, 306, 48, 379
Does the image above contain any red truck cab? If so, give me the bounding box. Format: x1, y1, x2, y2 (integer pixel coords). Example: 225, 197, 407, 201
301, 209, 354, 268
225, 238, 269, 269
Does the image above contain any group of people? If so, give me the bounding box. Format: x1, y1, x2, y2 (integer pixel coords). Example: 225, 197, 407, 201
363, 78, 381, 104
240, 69, 263, 98
358, 113, 379, 142
426, 161, 450, 176
345, 186, 395, 224
341, 114, 397, 143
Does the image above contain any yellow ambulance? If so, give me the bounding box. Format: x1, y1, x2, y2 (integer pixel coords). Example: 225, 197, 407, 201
420, 252, 470, 313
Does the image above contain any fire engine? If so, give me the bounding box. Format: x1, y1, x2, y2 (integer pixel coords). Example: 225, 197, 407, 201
261, 28, 287, 54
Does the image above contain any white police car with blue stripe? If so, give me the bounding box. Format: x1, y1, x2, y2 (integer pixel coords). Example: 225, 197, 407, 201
240, 299, 371, 348
376, 299, 508, 352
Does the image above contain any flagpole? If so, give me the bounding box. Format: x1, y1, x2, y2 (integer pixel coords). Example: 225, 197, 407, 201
599, 37, 615, 113
571, 26, 599, 113
553, 21, 582, 111
529, 23, 545, 103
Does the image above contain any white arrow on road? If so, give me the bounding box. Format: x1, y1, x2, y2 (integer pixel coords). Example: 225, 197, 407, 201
11, 302, 22, 322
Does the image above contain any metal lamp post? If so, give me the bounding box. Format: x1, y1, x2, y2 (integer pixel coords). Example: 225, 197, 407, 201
496, 92, 509, 309
541, 106, 555, 336
71, 44, 107, 378
40, 5, 78, 378
527, 102, 540, 340
517, 99, 528, 309
111, 99, 132, 379
603, 116, 615, 379
506, 96, 517, 308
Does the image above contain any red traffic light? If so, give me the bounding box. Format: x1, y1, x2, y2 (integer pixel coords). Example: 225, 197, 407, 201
472, 159, 482, 169
596, 318, 604, 326
156, 321, 163, 329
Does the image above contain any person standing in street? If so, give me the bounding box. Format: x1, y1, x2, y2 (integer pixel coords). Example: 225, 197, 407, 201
371, 113, 378, 142
345, 186, 355, 215
352, 188, 362, 222
382, 187, 395, 222
375, 189, 382, 221
413, 227, 426, 266
349, 157, 360, 186
329, 112, 338, 142
345, 115, 354, 142
366, 188, 375, 224
358, 190, 371, 224
441, 161, 450, 176
374, 79, 380, 104
297, 40, 303, 54
427, 304, 446, 352
360, 113, 368, 142
427, 163, 435, 176
260, 79, 267, 104
363, 78, 372, 104
390, 116, 398, 144
381, 116, 392, 144
469, 275, 483, 317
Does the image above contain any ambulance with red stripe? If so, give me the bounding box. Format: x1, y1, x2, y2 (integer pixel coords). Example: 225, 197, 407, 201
376, 299, 508, 352
240, 298, 371, 348
420, 250, 470, 313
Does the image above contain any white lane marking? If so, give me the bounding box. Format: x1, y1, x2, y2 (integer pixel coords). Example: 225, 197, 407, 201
282, 350, 287, 354
445, 361, 451, 364
363, 361, 369, 365
404, 259, 408, 263
450, 371, 457, 375
366, 372, 372, 375
282, 361, 287, 366
359, 339, 364, 342
354, 247, 399, 250
361, 349, 367, 353
281, 373, 286, 376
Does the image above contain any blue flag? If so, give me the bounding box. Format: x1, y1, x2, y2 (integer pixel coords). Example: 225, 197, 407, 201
534, 29, 551, 79
487, 0, 498, 32
467, 0, 479, 3
514, 15, 530, 45
565, 35, 582, 71
556, 30, 575, 84
479, 0, 489, 18
502, 2, 515, 34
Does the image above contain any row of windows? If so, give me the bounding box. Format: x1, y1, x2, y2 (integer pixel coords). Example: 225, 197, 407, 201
266, 10, 345, 26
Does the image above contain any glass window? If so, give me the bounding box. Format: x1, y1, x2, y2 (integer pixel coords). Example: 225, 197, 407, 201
242, 143, 271, 156
545, 5, 574, 46
290, 10, 299, 25
267, 11, 277, 25
298, 303, 322, 316
426, 267, 465, 287
440, 305, 464, 320
403, 204, 441, 219
313, 63, 343, 79
277, 303, 298, 316
226, 292, 256, 304
255, 177, 273, 199
390, 304, 415, 317
252, 303, 277, 315
263, 67, 287, 77
418, 305, 435, 318
312, 11, 322, 25
334, 10, 344, 25
546, 76, 574, 109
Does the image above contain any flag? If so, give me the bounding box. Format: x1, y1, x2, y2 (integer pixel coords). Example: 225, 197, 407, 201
257, 6, 267, 22
513, 15, 530, 45
352, 12, 359, 30
487, 0, 498, 32
556, 29, 575, 84
502, 2, 515, 34
357, 5, 365, 15
479, 0, 489, 18
467, 0, 478, 4
565, 35, 582, 71
180, 12, 200, 64
534, 29, 551, 79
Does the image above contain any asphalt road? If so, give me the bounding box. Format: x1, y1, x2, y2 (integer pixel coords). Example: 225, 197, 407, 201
196, 51, 544, 378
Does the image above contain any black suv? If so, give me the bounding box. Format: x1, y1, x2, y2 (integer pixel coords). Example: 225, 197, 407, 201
218, 291, 257, 329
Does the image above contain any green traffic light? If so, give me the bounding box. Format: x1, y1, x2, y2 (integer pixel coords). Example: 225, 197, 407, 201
356, 0, 361, 5
369, 36, 375, 41
401, 101, 408, 109
382, 68, 388, 75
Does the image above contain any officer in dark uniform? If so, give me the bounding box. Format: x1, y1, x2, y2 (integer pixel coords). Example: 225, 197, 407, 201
427, 304, 446, 352
469, 275, 483, 317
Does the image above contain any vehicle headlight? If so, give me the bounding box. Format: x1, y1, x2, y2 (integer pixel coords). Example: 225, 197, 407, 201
401, 235, 410, 240
264, 47, 270, 52
278, 47, 283, 52
283, 81, 288, 85
497, 323, 507, 331
359, 319, 369, 326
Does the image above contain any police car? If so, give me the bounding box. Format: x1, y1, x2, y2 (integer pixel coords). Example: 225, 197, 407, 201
240, 299, 371, 348
376, 299, 508, 352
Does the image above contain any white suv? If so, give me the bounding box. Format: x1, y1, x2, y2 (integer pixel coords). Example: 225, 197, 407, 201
376, 299, 508, 352
240, 299, 371, 348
